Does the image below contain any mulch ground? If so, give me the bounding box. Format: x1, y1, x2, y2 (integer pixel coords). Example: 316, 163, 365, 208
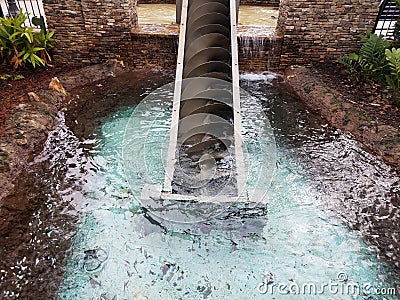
313, 61, 400, 129
0, 63, 79, 138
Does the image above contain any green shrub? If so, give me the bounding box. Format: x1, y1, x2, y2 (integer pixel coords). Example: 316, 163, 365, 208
340, 32, 400, 107
0, 10, 55, 69
385, 48, 400, 105
339, 32, 390, 83
394, 0, 400, 47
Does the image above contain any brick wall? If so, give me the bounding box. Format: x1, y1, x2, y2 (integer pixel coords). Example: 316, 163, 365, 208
277, 0, 380, 68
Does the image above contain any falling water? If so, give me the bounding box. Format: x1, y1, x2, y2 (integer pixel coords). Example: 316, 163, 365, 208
239, 35, 266, 57
238, 28, 280, 70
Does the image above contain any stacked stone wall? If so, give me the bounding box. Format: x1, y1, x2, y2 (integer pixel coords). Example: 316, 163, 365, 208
238, 36, 283, 71
43, 0, 138, 65
42, 0, 381, 71
240, 0, 279, 6
131, 33, 178, 69
277, 0, 380, 68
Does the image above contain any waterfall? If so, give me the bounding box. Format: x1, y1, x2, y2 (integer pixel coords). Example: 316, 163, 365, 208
239, 36, 266, 58
238, 27, 281, 70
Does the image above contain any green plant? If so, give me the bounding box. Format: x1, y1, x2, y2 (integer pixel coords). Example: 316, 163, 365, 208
339, 52, 366, 82
13, 74, 25, 80
392, 0, 400, 46
339, 32, 390, 83
0, 73, 12, 80
393, 22, 400, 44
0, 10, 55, 69
385, 47, 400, 106
34, 29, 55, 64
0, 73, 25, 80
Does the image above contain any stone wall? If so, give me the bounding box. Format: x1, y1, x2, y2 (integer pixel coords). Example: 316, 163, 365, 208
130, 30, 178, 69
42, 0, 381, 71
138, 0, 174, 3
240, 0, 279, 6
277, 0, 380, 68
129, 27, 283, 72
43, 0, 138, 65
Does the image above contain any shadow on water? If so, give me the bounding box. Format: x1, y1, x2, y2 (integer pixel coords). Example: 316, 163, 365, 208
1, 70, 399, 299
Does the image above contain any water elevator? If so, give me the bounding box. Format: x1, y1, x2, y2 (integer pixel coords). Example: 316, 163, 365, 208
142, 0, 250, 209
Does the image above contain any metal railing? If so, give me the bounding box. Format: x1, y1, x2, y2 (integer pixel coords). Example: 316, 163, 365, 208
374, 0, 400, 38
0, 0, 46, 28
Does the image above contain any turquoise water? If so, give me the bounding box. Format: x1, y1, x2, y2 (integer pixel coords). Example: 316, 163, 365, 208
54, 73, 399, 299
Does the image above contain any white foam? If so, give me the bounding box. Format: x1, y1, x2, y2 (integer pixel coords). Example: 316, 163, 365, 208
240, 71, 281, 84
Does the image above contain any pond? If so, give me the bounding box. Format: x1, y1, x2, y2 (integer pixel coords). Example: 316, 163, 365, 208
137, 4, 279, 26
1, 70, 399, 299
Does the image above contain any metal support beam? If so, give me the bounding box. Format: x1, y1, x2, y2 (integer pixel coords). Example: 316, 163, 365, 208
230, 0, 246, 196
163, 0, 188, 193
176, 0, 182, 24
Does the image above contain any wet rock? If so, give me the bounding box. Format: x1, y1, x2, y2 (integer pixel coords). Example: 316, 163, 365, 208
284, 65, 400, 170
0, 61, 138, 216
27, 92, 41, 102
15, 138, 27, 146
14, 103, 28, 110
0, 61, 141, 299
284, 65, 400, 269
49, 77, 67, 95
59, 59, 127, 90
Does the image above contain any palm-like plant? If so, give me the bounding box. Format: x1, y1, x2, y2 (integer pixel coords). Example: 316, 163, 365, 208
0, 10, 55, 69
